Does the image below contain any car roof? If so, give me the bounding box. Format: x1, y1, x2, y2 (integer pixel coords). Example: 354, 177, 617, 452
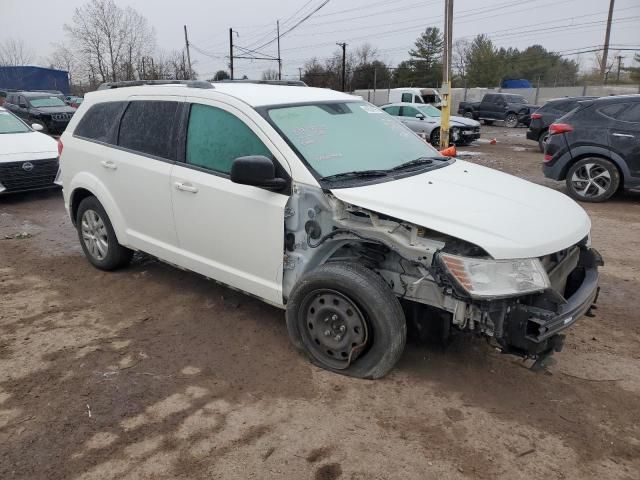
589, 94, 640, 104
86, 83, 357, 108
546, 96, 598, 103
382, 102, 433, 107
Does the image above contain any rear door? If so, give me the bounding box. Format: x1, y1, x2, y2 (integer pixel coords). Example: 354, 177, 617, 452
607, 102, 640, 177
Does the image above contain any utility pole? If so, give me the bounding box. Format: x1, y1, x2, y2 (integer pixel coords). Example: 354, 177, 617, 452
600, 0, 615, 82
337, 42, 347, 92
298, 67, 303, 80
440, 0, 454, 150
616, 55, 623, 83
277, 20, 282, 81
229, 28, 234, 80
183, 25, 192, 80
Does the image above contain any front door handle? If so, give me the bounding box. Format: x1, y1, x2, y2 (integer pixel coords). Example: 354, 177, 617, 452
100, 160, 117, 170
174, 182, 198, 193
612, 133, 634, 138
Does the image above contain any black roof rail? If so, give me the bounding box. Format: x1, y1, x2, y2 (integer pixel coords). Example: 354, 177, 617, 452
96, 80, 214, 90
212, 79, 307, 87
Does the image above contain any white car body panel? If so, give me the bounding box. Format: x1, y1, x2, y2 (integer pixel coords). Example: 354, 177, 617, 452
0, 130, 58, 163
330, 160, 591, 260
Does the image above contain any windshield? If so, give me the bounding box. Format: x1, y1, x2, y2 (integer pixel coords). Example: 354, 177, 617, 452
506, 95, 527, 104
417, 104, 441, 117
0, 111, 30, 134
267, 101, 442, 178
28, 96, 67, 107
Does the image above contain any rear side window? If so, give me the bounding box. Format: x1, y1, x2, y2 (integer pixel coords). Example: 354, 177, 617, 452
74, 101, 127, 144
383, 106, 400, 116
118, 101, 179, 159
598, 103, 627, 120
401, 93, 412, 103
617, 103, 640, 123
185, 104, 271, 175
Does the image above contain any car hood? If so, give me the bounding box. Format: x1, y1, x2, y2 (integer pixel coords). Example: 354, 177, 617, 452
330, 160, 591, 259
450, 116, 479, 127
32, 105, 76, 114
0, 131, 58, 162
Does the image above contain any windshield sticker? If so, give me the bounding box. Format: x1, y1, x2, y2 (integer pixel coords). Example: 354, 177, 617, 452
360, 105, 383, 114
315, 153, 343, 162
291, 125, 327, 146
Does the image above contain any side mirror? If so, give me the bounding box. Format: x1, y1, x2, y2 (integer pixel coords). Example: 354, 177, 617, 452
31, 123, 44, 131
416, 113, 425, 120
230, 155, 287, 190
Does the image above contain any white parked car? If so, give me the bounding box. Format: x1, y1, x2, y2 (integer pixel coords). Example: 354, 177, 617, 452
0, 107, 60, 194
59, 81, 601, 379
382, 102, 481, 146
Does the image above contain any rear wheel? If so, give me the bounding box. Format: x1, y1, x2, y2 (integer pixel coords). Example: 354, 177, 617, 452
463, 111, 474, 119
565, 157, 620, 203
286, 262, 406, 379
538, 130, 550, 153
504, 113, 518, 128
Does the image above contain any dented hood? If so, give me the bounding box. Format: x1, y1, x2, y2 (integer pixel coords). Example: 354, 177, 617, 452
330, 160, 591, 259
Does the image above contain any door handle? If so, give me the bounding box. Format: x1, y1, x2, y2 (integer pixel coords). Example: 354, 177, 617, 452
174, 182, 198, 193
612, 133, 634, 138
100, 160, 117, 170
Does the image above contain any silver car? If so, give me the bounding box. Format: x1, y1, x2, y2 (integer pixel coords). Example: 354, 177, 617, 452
382, 102, 481, 146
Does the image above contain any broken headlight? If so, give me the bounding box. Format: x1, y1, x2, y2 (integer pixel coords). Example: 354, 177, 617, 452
440, 253, 550, 299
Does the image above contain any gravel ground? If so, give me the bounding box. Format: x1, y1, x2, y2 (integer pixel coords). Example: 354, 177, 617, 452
1, 126, 639, 480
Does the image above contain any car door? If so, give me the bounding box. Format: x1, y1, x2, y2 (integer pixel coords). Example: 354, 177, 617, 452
103, 96, 183, 257
400, 106, 430, 134
170, 99, 290, 305
608, 102, 640, 177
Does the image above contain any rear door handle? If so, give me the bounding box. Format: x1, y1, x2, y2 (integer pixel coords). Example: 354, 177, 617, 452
612, 133, 634, 138
174, 182, 198, 193
100, 160, 117, 170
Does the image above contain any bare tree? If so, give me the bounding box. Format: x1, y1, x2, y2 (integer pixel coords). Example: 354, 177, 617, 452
452, 39, 471, 84
261, 68, 279, 80
0, 38, 34, 66
355, 43, 378, 66
49, 43, 77, 85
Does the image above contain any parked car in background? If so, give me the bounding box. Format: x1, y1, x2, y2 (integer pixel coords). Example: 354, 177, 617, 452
544, 95, 640, 202
382, 102, 480, 146
60, 80, 600, 378
0, 107, 60, 194
527, 96, 598, 152
354, 87, 442, 108
458, 93, 540, 127
4, 91, 75, 134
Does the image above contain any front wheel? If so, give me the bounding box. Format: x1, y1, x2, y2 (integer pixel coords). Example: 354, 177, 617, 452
430, 127, 441, 147
504, 113, 518, 128
463, 111, 474, 119
565, 157, 620, 203
286, 262, 406, 379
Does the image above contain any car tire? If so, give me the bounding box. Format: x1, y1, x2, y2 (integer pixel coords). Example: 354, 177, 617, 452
538, 130, 549, 153
463, 111, 474, 119
482, 119, 494, 126
565, 157, 620, 203
504, 113, 518, 128
430, 127, 441, 146
76, 196, 133, 270
286, 262, 406, 379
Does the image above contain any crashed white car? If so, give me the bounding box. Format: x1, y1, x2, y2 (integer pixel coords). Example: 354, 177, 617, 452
0, 107, 60, 194
59, 81, 601, 379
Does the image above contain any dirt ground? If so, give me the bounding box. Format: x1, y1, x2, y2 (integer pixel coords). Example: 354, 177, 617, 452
1, 126, 639, 480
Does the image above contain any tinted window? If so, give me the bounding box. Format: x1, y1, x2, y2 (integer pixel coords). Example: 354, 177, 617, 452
617, 103, 640, 123
186, 104, 271, 174
118, 101, 179, 159
401, 106, 419, 117
401, 93, 412, 102
414, 95, 424, 103
74, 101, 127, 143
383, 106, 400, 116
598, 103, 627, 120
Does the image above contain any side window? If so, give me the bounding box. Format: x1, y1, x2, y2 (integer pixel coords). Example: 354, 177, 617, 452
186, 103, 271, 175
414, 95, 424, 104
401, 93, 412, 103
382, 106, 400, 116
617, 103, 640, 123
598, 103, 628, 120
118, 101, 179, 159
74, 101, 127, 144
401, 106, 419, 117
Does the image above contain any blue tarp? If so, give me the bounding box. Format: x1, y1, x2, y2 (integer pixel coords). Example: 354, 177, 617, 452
501, 79, 532, 89
0, 66, 70, 94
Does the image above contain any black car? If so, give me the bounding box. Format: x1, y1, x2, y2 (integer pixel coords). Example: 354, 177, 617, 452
543, 95, 640, 202
527, 96, 598, 152
4, 91, 75, 134
457, 93, 540, 128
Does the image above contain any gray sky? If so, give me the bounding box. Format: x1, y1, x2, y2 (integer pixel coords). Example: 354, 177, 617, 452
2, 0, 639, 80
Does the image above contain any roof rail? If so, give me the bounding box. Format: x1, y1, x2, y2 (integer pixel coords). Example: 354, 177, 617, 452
212, 79, 307, 87
96, 80, 214, 90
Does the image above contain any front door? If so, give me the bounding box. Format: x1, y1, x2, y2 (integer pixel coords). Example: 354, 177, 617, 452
608, 102, 640, 178
170, 100, 290, 305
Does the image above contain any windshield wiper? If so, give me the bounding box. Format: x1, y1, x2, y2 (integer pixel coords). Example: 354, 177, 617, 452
321, 169, 389, 181
390, 157, 438, 171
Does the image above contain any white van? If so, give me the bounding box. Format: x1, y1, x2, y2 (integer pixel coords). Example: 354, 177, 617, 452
60, 80, 601, 379
354, 87, 443, 107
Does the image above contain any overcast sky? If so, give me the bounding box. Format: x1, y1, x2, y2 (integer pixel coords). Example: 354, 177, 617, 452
1, 0, 639, 80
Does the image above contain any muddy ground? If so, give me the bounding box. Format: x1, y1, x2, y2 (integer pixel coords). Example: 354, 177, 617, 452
1, 126, 639, 480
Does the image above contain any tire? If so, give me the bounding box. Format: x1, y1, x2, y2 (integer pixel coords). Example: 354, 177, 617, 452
538, 130, 549, 153
482, 119, 494, 126
286, 262, 406, 379
565, 157, 620, 203
504, 113, 518, 128
463, 111, 474, 119
430, 127, 441, 147
76, 196, 133, 270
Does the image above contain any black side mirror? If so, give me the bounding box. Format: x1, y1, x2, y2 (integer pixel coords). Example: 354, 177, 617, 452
415, 113, 425, 120
230, 155, 287, 190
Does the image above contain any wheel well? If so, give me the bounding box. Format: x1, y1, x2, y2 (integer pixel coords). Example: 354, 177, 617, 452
70, 188, 94, 226
538, 128, 548, 140
561, 153, 624, 185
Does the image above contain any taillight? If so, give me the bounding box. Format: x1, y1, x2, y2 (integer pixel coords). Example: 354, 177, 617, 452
57, 139, 63, 156
544, 153, 553, 162
531, 113, 542, 120
549, 123, 573, 135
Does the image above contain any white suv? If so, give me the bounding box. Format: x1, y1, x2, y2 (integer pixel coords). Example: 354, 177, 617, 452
60, 80, 601, 379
